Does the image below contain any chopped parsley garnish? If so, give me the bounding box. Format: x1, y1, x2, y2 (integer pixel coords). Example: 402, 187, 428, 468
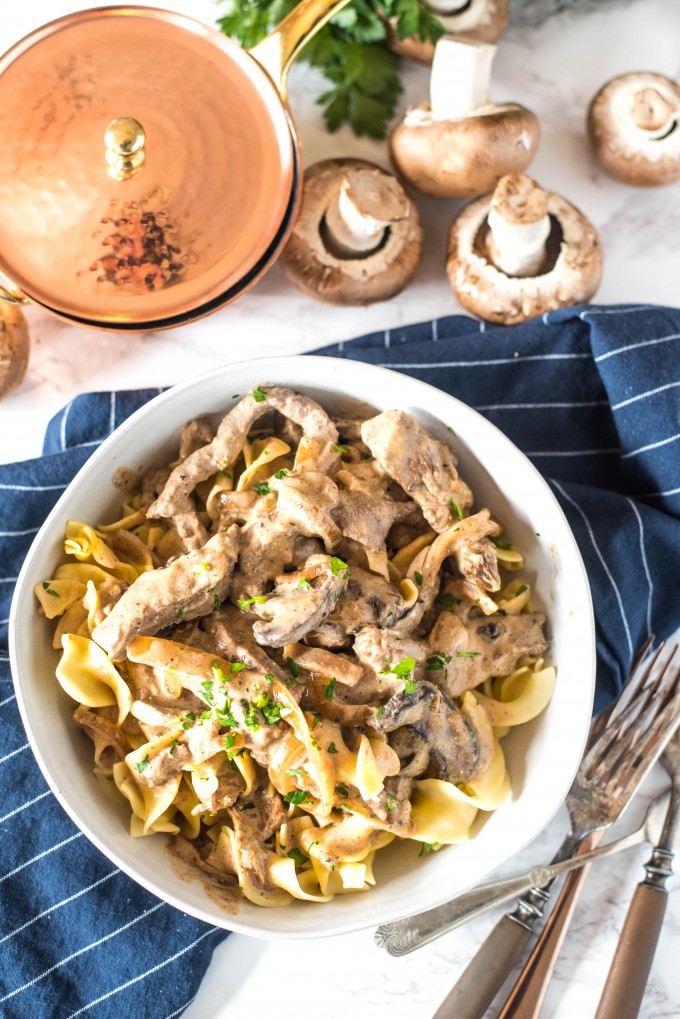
274, 468, 289, 479
252, 386, 266, 402
426, 653, 452, 671
375, 706, 384, 718
322, 677, 336, 701
386, 793, 397, 811
212, 662, 229, 684
237, 595, 268, 611
497, 608, 507, 616
176, 607, 184, 619
255, 481, 272, 496
168, 739, 181, 756
185, 711, 195, 722
264, 673, 273, 684
285, 767, 308, 777
240, 802, 255, 811
215, 701, 237, 728
439, 594, 461, 611
450, 499, 463, 520
224, 733, 236, 749
213, 593, 219, 611
335, 785, 349, 798
456, 651, 481, 658
298, 576, 312, 590
516, 584, 528, 596
494, 538, 512, 550
418, 842, 439, 857
259, 697, 282, 725
240, 698, 261, 731
200, 680, 214, 704
41, 581, 60, 597
328, 742, 338, 754
447, 426, 456, 435
136, 755, 150, 774
287, 848, 307, 867
284, 789, 308, 805
287, 657, 300, 680
329, 556, 350, 577
414, 571, 423, 586
382, 656, 417, 696
338, 804, 351, 813
334, 444, 350, 454
230, 662, 247, 673
198, 710, 212, 724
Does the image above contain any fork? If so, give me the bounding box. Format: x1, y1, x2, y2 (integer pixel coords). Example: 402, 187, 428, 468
432, 640, 680, 1019
594, 727, 680, 1019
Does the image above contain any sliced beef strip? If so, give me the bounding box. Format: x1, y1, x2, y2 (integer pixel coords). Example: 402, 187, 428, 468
352, 626, 429, 689
361, 410, 473, 533
91, 525, 239, 660
178, 416, 214, 460
427, 608, 549, 698
148, 386, 339, 548
332, 489, 417, 553
201, 605, 288, 681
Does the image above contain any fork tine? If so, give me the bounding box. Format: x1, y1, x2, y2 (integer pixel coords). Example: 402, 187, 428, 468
588, 635, 657, 746
593, 653, 680, 793
584, 643, 678, 783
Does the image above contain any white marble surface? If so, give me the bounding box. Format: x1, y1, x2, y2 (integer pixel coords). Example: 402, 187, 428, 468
2, 1, 679, 1017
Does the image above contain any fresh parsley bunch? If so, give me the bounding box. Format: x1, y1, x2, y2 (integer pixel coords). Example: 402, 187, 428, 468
216, 0, 445, 139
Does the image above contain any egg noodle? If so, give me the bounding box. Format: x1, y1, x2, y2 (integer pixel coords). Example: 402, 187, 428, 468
35, 387, 555, 907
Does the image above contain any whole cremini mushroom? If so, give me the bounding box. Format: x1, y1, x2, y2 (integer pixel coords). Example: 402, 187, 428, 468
278, 159, 423, 306
389, 37, 539, 199
386, 0, 508, 65
587, 71, 680, 187
0, 303, 30, 399
446, 173, 602, 325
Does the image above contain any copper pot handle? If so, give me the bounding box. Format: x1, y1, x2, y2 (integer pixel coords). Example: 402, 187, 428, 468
0, 273, 28, 305
249, 0, 353, 95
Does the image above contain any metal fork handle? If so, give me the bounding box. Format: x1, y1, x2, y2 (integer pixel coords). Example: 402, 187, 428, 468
496, 831, 604, 1019
594, 844, 674, 1019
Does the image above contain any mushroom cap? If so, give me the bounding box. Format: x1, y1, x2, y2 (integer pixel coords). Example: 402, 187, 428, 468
385, 0, 509, 64
389, 105, 540, 199
446, 175, 602, 325
278, 159, 423, 306
0, 302, 29, 399
587, 71, 680, 187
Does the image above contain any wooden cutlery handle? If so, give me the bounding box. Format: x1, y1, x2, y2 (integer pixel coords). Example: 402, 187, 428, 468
594, 883, 668, 1019
432, 914, 534, 1019
496, 832, 604, 1019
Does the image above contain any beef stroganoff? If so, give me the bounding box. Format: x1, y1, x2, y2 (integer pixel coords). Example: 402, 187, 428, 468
35, 386, 555, 907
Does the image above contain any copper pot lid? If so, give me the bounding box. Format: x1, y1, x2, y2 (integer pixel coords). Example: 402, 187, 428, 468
0, 6, 297, 328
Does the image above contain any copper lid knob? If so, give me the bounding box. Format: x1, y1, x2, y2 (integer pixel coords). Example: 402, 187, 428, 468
105, 116, 146, 180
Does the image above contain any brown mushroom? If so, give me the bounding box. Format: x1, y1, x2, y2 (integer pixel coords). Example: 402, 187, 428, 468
0, 302, 29, 399
587, 71, 680, 187
389, 37, 539, 199
446, 173, 602, 325
386, 0, 509, 65
278, 158, 423, 305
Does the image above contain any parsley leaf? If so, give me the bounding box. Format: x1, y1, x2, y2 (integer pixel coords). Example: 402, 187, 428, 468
252, 386, 266, 402
298, 576, 312, 590
274, 468, 290, 479
254, 481, 272, 496
322, 676, 336, 701
136, 754, 150, 774
329, 556, 350, 577
237, 595, 268, 611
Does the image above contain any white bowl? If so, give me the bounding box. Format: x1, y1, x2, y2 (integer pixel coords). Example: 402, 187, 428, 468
10, 355, 595, 939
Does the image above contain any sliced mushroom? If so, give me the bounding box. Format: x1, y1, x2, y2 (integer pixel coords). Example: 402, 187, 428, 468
91, 525, 240, 660
279, 159, 423, 306
374, 681, 483, 784
447, 173, 602, 325
386, 0, 509, 64
361, 409, 472, 533
326, 565, 405, 633
0, 302, 29, 400
390, 37, 539, 199
587, 72, 680, 187
148, 386, 339, 548
250, 554, 350, 648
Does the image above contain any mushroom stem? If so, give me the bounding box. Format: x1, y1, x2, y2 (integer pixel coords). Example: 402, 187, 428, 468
631, 87, 676, 136
430, 37, 495, 122
324, 169, 407, 257
485, 174, 551, 278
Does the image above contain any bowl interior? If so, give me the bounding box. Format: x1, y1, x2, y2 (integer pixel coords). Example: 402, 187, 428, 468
10, 355, 595, 938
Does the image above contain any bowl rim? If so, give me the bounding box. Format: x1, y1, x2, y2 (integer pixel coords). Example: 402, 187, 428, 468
9, 354, 596, 937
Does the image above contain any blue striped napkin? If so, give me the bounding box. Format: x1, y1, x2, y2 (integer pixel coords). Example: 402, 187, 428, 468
1, 303, 679, 1017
